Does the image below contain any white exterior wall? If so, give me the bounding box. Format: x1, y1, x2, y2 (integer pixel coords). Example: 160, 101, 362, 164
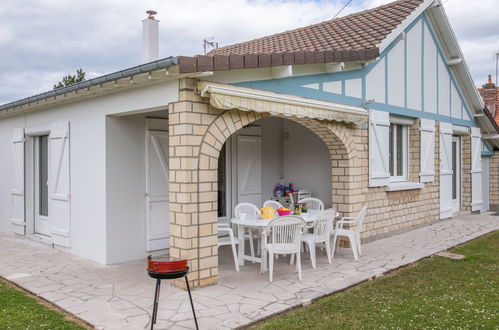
438, 56, 450, 116
366, 57, 386, 104
406, 20, 422, 111
451, 82, 462, 118
387, 40, 405, 107
0, 80, 177, 264
106, 115, 146, 264
345, 79, 362, 98
260, 118, 282, 202
0, 101, 108, 263
282, 120, 331, 206
360, 15, 474, 123
105, 110, 169, 264
423, 24, 438, 114
323, 81, 342, 94
0, 116, 25, 234
259, 117, 331, 207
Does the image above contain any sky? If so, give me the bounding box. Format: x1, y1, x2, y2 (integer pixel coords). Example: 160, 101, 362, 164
0, 0, 498, 105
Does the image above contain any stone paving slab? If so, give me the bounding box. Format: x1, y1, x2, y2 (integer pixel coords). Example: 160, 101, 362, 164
0, 213, 497, 329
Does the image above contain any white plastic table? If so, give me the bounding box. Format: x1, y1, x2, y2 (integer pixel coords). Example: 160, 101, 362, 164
231, 212, 320, 266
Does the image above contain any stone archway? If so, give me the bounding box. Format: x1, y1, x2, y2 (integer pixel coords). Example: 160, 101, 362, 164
168, 78, 362, 288
199, 110, 360, 214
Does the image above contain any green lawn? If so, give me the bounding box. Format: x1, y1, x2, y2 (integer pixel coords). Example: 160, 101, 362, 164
0, 279, 88, 329
253, 231, 499, 329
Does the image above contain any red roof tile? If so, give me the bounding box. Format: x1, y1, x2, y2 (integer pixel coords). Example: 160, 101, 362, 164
209, 0, 424, 56
178, 0, 424, 73
494, 87, 499, 125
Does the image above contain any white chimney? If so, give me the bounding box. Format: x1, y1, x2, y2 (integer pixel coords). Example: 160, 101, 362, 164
142, 10, 159, 63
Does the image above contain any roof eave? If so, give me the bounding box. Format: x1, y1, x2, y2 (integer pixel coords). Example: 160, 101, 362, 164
0, 56, 181, 117
376, 0, 436, 54
177, 48, 380, 74
425, 2, 484, 111
425, 1, 499, 142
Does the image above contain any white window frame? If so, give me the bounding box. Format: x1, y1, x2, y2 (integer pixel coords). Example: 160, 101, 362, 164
24, 125, 52, 238
34, 135, 50, 225
389, 123, 409, 182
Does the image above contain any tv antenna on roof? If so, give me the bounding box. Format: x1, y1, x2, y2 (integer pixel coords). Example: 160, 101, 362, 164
203, 37, 219, 55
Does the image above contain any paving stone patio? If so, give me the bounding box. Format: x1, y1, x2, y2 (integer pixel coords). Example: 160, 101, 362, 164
0, 213, 498, 330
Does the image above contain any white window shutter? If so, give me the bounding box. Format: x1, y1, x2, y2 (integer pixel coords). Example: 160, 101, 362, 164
11, 128, 25, 235
369, 110, 390, 187
419, 119, 435, 182
48, 122, 71, 247
439, 122, 453, 219
470, 127, 482, 211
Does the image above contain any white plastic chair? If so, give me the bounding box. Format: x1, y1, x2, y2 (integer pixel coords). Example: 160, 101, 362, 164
263, 200, 283, 217
260, 216, 306, 282
234, 202, 260, 219
234, 202, 260, 258
297, 190, 312, 200
298, 197, 324, 211
299, 208, 337, 268
331, 204, 368, 260
217, 223, 239, 271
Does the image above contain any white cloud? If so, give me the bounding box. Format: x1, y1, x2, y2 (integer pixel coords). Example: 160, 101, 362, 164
0, 0, 497, 104
443, 0, 499, 86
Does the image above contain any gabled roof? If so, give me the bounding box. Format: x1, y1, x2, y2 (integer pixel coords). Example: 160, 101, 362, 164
209, 0, 423, 55
178, 0, 425, 73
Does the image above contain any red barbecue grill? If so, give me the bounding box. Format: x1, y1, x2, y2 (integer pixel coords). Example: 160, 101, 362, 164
147, 256, 198, 330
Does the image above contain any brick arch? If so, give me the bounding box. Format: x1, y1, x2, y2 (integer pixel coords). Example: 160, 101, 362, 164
198, 109, 360, 215
169, 80, 364, 289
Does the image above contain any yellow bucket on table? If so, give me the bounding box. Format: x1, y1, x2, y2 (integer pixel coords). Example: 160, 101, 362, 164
260, 206, 275, 220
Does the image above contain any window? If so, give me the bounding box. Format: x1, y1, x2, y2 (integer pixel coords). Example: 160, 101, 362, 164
37, 135, 49, 217
388, 124, 408, 180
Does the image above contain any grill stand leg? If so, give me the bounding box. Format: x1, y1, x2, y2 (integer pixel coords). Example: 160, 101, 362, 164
151, 279, 161, 330
185, 276, 199, 330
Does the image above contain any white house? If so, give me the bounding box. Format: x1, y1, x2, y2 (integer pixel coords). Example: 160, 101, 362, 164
0, 0, 498, 288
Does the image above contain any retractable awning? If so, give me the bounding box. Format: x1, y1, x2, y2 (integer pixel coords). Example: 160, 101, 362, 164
197, 81, 368, 125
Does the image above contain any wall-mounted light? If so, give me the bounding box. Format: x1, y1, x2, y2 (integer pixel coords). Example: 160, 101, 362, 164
363, 99, 375, 109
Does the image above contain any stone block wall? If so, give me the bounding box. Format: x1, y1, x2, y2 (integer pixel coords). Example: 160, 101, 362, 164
489, 151, 499, 209
461, 133, 472, 212
168, 77, 476, 288
169, 78, 361, 288
359, 120, 440, 241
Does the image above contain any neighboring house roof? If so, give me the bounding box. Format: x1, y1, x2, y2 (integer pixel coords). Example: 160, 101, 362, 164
178, 0, 424, 73
483, 106, 499, 134
477, 75, 499, 126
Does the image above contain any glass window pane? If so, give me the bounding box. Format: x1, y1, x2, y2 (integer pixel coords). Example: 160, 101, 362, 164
396, 125, 403, 177
389, 125, 394, 176
39, 135, 49, 217
217, 143, 226, 217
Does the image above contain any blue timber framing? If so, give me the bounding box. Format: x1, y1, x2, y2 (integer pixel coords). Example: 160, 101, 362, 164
233, 13, 476, 127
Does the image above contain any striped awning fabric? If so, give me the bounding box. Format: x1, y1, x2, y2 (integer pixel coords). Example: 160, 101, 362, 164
197, 81, 368, 125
